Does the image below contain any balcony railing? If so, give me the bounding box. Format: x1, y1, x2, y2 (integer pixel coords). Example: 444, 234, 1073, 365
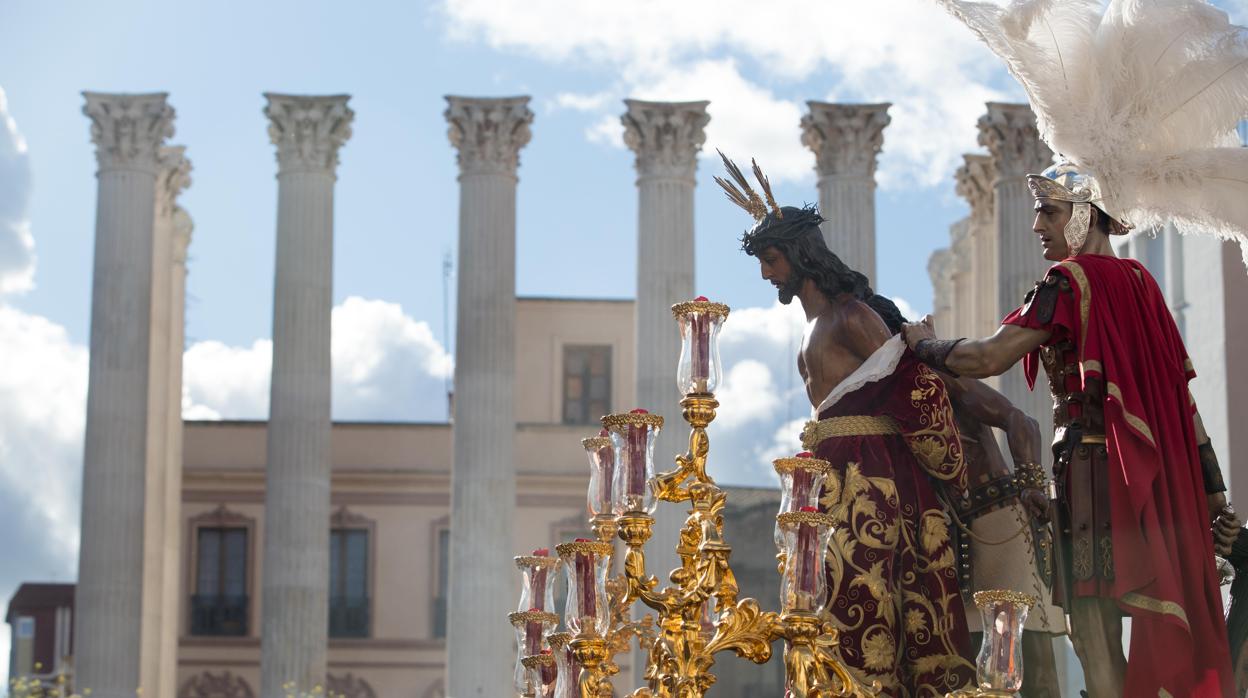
190, 594, 248, 636
329, 596, 370, 638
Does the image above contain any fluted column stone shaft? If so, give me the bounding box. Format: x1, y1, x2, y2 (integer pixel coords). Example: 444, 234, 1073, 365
800, 103, 890, 280
979, 103, 1054, 464
621, 102, 709, 667
76, 91, 174, 698
135, 144, 190, 698
158, 149, 192, 698
956, 154, 996, 339
260, 93, 353, 698
444, 95, 532, 698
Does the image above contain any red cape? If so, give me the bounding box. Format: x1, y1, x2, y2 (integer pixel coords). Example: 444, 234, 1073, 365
1004, 254, 1231, 697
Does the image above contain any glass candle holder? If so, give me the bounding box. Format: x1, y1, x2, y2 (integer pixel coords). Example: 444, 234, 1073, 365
772, 452, 831, 550
556, 539, 614, 636
672, 297, 729, 396
509, 607, 559, 694
581, 429, 615, 519
777, 508, 835, 614
972, 590, 1035, 693
521, 651, 557, 698
515, 550, 560, 612
602, 409, 663, 515
549, 632, 581, 698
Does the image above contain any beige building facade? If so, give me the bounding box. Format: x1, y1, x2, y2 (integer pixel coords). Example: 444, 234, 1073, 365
174, 298, 636, 698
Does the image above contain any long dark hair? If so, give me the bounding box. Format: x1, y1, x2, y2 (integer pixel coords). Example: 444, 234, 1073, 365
741, 205, 873, 301
865, 294, 908, 335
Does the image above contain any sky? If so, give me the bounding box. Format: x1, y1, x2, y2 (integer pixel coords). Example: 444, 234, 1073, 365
2, 0, 1246, 683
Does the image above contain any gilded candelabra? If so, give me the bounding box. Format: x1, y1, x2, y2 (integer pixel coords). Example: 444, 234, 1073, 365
509, 298, 877, 698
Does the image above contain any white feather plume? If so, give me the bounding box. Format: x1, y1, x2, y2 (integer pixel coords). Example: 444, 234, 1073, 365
935, 0, 1248, 265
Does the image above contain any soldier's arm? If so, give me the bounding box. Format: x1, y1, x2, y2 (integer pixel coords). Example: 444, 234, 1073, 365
902, 319, 1050, 379
948, 377, 1042, 472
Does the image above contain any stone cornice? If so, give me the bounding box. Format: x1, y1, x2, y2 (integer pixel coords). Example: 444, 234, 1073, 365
800, 102, 890, 178
955, 153, 994, 221
82, 91, 175, 174
621, 99, 710, 181
444, 95, 533, 177
264, 93, 354, 175
156, 145, 192, 219
977, 103, 1052, 178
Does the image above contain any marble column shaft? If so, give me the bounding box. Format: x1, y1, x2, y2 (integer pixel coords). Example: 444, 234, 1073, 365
621, 99, 709, 686
260, 93, 353, 698
134, 144, 191, 698
444, 95, 532, 698
800, 102, 890, 280
956, 154, 996, 339
76, 91, 174, 698
979, 103, 1055, 463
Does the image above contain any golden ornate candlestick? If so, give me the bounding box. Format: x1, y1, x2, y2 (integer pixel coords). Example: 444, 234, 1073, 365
511, 298, 878, 698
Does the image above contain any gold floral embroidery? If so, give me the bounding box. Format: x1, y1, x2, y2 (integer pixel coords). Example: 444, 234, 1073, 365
905, 608, 927, 634
862, 629, 897, 671
904, 365, 967, 490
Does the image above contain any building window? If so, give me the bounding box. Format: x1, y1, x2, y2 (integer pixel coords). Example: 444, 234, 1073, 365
433, 527, 450, 638
329, 528, 370, 638
191, 527, 248, 636
563, 345, 611, 425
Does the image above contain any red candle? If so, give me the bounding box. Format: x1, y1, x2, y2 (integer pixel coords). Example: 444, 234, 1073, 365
626, 410, 648, 498
540, 648, 557, 686
525, 606, 543, 654
796, 506, 819, 599
531, 566, 547, 611
574, 538, 597, 619
690, 297, 710, 387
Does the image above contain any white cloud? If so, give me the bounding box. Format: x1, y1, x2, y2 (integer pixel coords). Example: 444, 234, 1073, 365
890, 296, 922, 324
714, 359, 781, 430
0, 85, 36, 296
182, 296, 454, 422
549, 91, 616, 113
441, 0, 1018, 187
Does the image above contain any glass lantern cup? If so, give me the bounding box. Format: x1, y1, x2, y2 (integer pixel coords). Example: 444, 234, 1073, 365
556, 539, 614, 636
515, 550, 560, 613
772, 452, 831, 550
581, 429, 615, 519
672, 297, 729, 396
777, 508, 836, 614
521, 652, 557, 698
549, 632, 582, 698
510, 606, 558, 694
972, 590, 1036, 693
602, 410, 663, 515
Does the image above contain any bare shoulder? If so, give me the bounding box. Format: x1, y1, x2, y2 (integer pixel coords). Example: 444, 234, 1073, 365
836, 298, 890, 358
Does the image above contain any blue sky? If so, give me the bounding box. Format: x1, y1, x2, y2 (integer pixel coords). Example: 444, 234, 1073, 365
3, 0, 1247, 682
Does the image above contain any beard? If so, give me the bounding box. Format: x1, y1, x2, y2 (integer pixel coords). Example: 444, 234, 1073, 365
776, 275, 804, 305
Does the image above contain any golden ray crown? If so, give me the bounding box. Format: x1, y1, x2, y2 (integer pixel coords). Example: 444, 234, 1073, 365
714, 149, 782, 222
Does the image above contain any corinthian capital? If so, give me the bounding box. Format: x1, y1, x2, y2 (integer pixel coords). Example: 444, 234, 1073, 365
800, 102, 890, 179
156, 146, 192, 219
955, 154, 994, 221
621, 99, 710, 181
264, 93, 354, 175
977, 103, 1052, 178
445, 96, 534, 177
82, 92, 175, 174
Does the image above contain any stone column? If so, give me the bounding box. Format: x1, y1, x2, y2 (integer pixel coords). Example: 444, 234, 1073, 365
800, 102, 890, 280
76, 91, 174, 698
135, 145, 191, 698
948, 219, 974, 338
978, 103, 1054, 461
621, 100, 709, 660
927, 248, 954, 337
444, 95, 532, 698
260, 93, 353, 698
955, 154, 996, 338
